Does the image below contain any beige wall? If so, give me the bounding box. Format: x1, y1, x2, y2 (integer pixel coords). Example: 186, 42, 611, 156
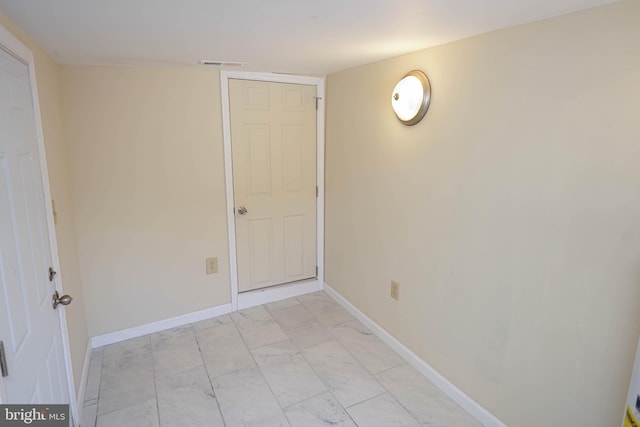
325, 1, 640, 426
0, 12, 89, 393
61, 66, 230, 336
4, 1, 639, 424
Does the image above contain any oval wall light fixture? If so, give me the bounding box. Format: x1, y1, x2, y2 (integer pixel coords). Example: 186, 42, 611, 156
391, 70, 431, 126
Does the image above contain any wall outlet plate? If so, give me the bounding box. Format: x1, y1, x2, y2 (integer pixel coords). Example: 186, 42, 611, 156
206, 257, 218, 274
390, 280, 400, 301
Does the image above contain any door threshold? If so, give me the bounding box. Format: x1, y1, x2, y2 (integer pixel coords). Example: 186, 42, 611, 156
236, 279, 322, 311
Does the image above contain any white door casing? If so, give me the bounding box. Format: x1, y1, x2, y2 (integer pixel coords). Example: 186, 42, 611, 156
229, 79, 317, 292
221, 71, 325, 310
0, 24, 76, 422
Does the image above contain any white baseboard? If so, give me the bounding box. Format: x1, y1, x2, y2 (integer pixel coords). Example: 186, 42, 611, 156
90, 281, 324, 348
323, 283, 507, 427
237, 279, 322, 310
74, 340, 92, 427
91, 303, 233, 348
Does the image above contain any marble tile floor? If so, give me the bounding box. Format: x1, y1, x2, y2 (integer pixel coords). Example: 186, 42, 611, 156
80, 291, 483, 427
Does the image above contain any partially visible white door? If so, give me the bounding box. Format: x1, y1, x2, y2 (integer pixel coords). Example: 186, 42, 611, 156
229, 79, 317, 292
0, 43, 70, 405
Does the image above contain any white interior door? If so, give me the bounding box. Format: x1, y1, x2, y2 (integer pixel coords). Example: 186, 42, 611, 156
229, 79, 317, 292
0, 44, 70, 405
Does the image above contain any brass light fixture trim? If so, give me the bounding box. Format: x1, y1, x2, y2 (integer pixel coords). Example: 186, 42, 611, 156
391, 70, 431, 126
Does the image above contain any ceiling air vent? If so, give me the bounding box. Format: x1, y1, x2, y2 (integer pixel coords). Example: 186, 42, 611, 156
200, 60, 247, 67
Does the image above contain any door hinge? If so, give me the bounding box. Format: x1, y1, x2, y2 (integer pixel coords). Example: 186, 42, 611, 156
316, 186, 318, 197
52, 199, 58, 225
315, 97, 322, 111
315, 266, 318, 277
0, 341, 8, 377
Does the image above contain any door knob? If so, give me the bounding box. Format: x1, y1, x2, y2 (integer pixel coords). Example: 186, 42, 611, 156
52, 291, 73, 309
237, 206, 248, 215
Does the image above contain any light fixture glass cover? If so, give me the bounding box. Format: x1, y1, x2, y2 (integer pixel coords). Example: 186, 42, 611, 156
391, 70, 431, 126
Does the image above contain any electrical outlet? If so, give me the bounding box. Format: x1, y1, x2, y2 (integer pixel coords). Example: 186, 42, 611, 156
206, 257, 218, 274
390, 280, 400, 301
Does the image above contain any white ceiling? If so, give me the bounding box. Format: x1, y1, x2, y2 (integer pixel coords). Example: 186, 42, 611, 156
0, 0, 618, 75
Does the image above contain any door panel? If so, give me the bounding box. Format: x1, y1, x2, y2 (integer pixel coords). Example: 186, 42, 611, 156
0, 45, 69, 404
283, 214, 305, 278
248, 218, 273, 287
247, 126, 272, 195
283, 126, 304, 192
0, 157, 31, 353
230, 79, 316, 292
17, 151, 50, 307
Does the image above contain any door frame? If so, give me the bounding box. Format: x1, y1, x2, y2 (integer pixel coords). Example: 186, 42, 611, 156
220, 71, 325, 311
0, 23, 78, 421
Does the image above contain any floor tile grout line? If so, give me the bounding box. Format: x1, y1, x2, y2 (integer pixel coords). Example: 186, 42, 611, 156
235, 299, 369, 425
276, 387, 334, 411
245, 335, 328, 412
231, 304, 293, 426
297, 349, 361, 427
373, 380, 424, 427
297, 293, 356, 329
344, 373, 423, 426
150, 333, 162, 427
83, 291, 468, 427
82, 348, 102, 427
319, 294, 453, 426
315, 298, 425, 426
309, 306, 383, 381
265, 297, 361, 426
295, 342, 363, 426
230, 305, 289, 351
302, 292, 423, 425
210, 308, 420, 426
93, 336, 156, 420
192, 321, 229, 427
263, 298, 301, 315
236, 321, 337, 418
342, 389, 388, 410
344, 389, 422, 426
298, 331, 386, 408
152, 324, 209, 425
92, 347, 104, 423
151, 324, 205, 379
92, 347, 104, 427
279, 389, 329, 411
92, 294, 344, 422
290, 295, 383, 426
326, 322, 407, 379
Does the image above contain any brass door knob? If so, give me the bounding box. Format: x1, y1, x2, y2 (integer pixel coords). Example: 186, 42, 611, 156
52, 291, 73, 309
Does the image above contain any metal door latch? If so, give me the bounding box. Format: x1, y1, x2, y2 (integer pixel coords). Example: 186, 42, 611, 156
49, 267, 57, 282
0, 341, 8, 377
